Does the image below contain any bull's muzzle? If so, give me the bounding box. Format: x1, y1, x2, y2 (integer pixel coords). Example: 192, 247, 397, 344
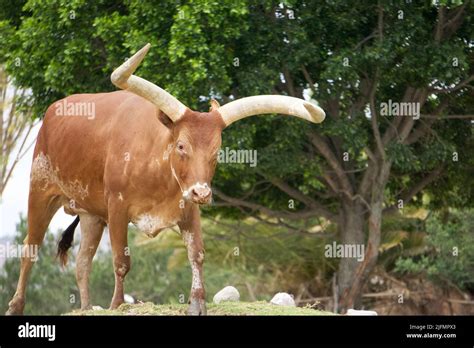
186, 183, 212, 205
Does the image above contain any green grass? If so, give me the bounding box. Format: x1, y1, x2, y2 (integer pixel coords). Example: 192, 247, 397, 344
67, 301, 336, 316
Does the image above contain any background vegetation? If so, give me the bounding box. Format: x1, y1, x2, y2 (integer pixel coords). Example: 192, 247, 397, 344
0, 0, 472, 314
1, 208, 473, 315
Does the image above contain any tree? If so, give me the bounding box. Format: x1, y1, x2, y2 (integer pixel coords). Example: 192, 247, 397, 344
0, 65, 37, 195
0, 0, 472, 311
395, 209, 474, 291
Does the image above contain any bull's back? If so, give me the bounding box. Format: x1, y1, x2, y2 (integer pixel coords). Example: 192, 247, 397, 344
32, 91, 158, 215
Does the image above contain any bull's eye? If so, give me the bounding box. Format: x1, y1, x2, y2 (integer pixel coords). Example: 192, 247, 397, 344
176, 141, 186, 155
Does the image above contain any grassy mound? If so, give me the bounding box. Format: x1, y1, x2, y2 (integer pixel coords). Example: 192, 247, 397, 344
67, 301, 335, 316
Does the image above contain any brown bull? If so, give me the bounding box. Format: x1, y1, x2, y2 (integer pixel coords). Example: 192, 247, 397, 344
6, 44, 325, 315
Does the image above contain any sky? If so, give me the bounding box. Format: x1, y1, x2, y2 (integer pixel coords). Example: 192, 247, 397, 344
0, 122, 73, 239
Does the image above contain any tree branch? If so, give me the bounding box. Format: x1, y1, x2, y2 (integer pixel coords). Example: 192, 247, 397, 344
382, 87, 416, 145
383, 166, 445, 215
309, 132, 354, 195
282, 65, 297, 97
213, 188, 333, 221
354, 31, 377, 50
397, 88, 429, 143
420, 114, 474, 119
369, 73, 385, 159
442, 2, 469, 39
429, 74, 474, 94
404, 98, 451, 145
434, 5, 445, 43
268, 177, 337, 220
301, 65, 316, 94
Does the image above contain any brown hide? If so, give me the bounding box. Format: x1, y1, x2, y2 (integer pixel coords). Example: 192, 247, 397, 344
33, 90, 224, 231
6, 44, 323, 316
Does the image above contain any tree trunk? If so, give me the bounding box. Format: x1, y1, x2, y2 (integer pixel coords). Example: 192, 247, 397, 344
337, 162, 391, 313
336, 201, 366, 312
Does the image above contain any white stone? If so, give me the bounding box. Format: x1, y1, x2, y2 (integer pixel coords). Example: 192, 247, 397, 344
213, 286, 240, 304
124, 294, 135, 304
92, 306, 103, 311
270, 292, 296, 306
346, 309, 378, 316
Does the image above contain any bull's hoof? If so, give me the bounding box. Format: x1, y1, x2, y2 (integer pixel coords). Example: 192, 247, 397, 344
6, 297, 25, 315
109, 299, 124, 310
187, 298, 207, 316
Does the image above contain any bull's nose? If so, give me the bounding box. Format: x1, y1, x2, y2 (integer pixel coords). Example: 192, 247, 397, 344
192, 187, 211, 199
191, 184, 212, 204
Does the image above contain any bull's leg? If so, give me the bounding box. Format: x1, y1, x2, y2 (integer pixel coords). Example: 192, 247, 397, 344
76, 214, 105, 310
6, 192, 61, 315
179, 205, 206, 316
108, 206, 130, 309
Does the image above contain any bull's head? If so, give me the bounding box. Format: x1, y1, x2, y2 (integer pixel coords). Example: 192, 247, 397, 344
111, 44, 325, 205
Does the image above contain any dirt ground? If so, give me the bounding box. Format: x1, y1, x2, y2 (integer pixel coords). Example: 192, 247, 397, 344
67, 301, 336, 316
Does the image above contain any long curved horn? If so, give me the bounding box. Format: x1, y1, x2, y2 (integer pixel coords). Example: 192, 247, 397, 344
217, 95, 325, 127
111, 43, 187, 122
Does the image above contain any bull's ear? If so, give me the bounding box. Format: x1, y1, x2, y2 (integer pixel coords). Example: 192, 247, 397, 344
157, 109, 174, 129
209, 99, 220, 112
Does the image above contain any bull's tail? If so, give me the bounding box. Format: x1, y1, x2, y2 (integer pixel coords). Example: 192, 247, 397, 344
57, 216, 80, 267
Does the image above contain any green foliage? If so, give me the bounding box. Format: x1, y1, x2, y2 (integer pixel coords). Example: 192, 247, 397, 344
394, 209, 474, 290
0, 215, 335, 314
0, 0, 473, 308
0, 215, 78, 315
131, 217, 336, 302
0, 0, 251, 114
378, 212, 428, 267
1, 209, 472, 314
0, 0, 472, 215
426, 123, 474, 209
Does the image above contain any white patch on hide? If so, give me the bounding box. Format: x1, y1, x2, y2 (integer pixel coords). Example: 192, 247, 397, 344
191, 262, 202, 290
190, 182, 208, 190
182, 190, 190, 199
185, 182, 211, 202
31, 153, 89, 200
162, 144, 173, 161
182, 230, 194, 248
181, 230, 202, 290
134, 214, 175, 238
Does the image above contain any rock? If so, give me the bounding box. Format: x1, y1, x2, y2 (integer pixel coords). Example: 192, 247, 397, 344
346, 309, 378, 316
270, 292, 296, 306
213, 286, 240, 304
124, 294, 135, 304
